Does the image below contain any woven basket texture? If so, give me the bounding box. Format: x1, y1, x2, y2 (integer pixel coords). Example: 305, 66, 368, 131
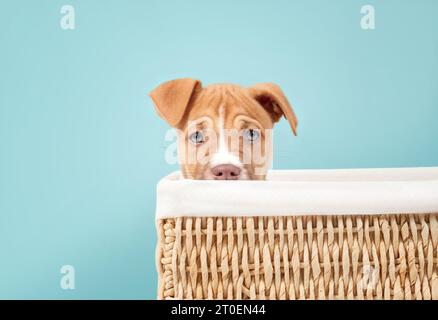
157, 214, 438, 300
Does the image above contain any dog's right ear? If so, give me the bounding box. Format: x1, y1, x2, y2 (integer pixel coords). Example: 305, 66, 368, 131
149, 78, 201, 127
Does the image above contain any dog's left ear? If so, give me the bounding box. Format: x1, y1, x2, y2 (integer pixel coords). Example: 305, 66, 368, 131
149, 78, 202, 127
248, 83, 298, 136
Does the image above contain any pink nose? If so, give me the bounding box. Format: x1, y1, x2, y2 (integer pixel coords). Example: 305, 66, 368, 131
211, 164, 241, 180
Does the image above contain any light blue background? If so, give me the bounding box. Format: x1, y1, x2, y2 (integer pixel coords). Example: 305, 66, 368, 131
0, 0, 437, 299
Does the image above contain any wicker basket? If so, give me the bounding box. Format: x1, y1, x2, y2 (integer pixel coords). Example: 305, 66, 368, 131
156, 168, 438, 300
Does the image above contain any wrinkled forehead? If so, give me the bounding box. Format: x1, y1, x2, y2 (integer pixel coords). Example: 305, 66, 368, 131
185, 85, 273, 128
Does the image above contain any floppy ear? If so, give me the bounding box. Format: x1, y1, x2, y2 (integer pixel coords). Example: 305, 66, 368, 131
149, 78, 201, 127
248, 83, 298, 136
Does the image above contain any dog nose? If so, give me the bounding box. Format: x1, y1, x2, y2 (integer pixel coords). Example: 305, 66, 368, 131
211, 164, 241, 180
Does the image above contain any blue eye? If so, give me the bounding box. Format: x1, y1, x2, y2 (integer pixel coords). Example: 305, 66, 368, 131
189, 131, 205, 144
243, 129, 260, 142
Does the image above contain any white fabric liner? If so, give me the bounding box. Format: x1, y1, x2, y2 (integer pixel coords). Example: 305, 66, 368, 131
156, 167, 438, 219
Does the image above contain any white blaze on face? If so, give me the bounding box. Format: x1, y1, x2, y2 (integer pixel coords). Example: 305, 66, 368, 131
210, 105, 242, 168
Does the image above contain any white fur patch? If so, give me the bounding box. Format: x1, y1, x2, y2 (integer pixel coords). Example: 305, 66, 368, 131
210, 105, 242, 168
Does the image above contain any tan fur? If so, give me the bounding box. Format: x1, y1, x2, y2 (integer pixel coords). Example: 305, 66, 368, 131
149, 79, 297, 180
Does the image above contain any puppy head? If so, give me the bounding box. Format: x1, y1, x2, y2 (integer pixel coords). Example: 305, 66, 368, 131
150, 78, 297, 180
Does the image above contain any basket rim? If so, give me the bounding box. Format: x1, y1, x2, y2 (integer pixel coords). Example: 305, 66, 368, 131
156, 167, 438, 219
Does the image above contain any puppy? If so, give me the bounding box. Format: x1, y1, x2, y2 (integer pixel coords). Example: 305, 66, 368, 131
149, 78, 297, 180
